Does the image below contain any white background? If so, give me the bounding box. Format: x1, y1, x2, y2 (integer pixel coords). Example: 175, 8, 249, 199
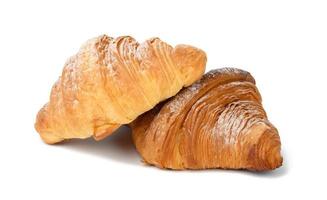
0, 0, 326, 199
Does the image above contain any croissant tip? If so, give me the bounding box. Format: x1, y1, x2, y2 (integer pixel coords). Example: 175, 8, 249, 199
35, 104, 63, 144
172, 44, 207, 86
248, 124, 283, 171
93, 124, 121, 141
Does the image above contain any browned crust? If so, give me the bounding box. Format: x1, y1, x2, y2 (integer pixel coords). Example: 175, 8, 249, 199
131, 68, 283, 171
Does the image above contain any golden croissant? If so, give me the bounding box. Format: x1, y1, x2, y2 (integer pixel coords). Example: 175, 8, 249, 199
35, 35, 206, 144
130, 68, 283, 171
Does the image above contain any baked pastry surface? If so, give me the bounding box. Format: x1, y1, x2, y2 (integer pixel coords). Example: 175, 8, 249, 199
131, 68, 282, 170
35, 35, 206, 144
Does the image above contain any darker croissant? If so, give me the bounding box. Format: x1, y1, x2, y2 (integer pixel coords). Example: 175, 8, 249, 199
130, 68, 283, 171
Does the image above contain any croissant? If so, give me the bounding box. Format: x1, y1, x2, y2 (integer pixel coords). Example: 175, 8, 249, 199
130, 68, 283, 171
35, 35, 206, 144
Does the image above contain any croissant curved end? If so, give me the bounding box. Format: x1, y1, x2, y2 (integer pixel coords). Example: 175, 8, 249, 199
35, 104, 63, 144
93, 124, 120, 141
172, 44, 207, 86
246, 123, 283, 171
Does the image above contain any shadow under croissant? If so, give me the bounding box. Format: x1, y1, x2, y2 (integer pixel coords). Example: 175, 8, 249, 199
57, 126, 141, 166
53, 126, 287, 177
